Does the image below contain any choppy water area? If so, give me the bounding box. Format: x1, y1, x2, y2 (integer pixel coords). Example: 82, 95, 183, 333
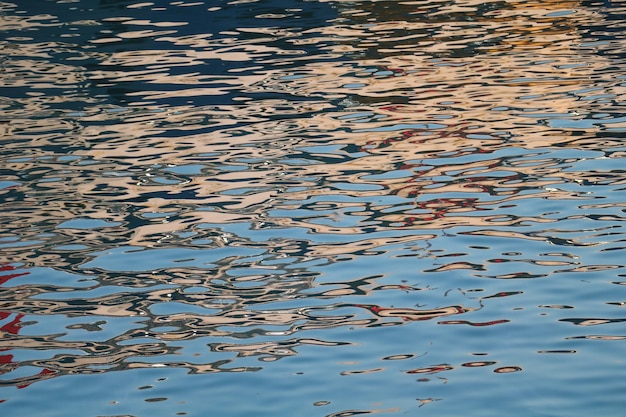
2, 0, 626, 415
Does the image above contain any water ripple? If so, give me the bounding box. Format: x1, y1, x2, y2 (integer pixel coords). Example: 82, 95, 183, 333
2, 0, 626, 415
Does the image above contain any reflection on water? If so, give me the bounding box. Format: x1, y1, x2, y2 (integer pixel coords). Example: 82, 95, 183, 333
1, 0, 626, 415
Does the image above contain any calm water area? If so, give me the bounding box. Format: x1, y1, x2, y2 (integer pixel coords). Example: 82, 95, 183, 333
2, 0, 626, 415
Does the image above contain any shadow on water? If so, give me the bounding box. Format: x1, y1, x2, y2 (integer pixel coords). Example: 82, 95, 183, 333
1, 0, 626, 415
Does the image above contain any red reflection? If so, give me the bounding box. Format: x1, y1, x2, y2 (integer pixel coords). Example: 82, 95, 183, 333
0, 264, 28, 286
0, 312, 24, 335
0, 354, 18, 375
377, 66, 408, 77
0, 266, 56, 388
17, 369, 56, 389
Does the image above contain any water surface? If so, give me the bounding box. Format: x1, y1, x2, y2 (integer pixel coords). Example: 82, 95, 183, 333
1, 0, 626, 415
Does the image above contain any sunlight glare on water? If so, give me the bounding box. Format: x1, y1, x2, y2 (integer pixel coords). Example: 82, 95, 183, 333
1, 0, 626, 415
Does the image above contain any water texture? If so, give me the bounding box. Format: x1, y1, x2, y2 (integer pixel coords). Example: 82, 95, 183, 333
1, 0, 626, 415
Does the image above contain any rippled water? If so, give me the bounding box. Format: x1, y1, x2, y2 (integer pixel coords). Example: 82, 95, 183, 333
2, 0, 626, 415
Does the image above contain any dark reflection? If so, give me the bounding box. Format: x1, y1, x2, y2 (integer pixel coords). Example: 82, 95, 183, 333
407, 364, 454, 374
566, 335, 626, 340
1, 0, 626, 414
354, 304, 473, 322
461, 361, 497, 367
559, 318, 626, 326
438, 319, 509, 326
326, 410, 397, 417
493, 366, 522, 373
